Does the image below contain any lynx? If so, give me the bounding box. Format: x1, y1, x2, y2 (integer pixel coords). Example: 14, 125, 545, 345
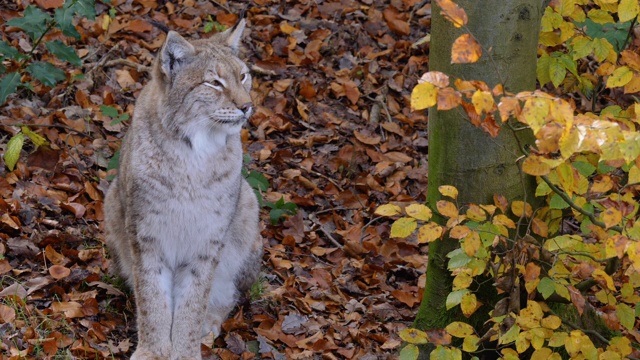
103, 19, 262, 360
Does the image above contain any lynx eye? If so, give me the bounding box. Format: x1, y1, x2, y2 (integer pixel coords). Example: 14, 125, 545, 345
204, 80, 224, 90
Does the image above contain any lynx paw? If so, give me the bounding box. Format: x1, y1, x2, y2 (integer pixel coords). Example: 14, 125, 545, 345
131, 347, 170, 360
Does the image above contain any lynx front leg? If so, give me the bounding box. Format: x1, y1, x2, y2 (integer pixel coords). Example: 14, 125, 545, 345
170, 245, 223, 360
131, 240, 174, 359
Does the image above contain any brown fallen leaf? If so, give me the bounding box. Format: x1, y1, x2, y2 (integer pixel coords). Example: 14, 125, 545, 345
49, 265, 71, 280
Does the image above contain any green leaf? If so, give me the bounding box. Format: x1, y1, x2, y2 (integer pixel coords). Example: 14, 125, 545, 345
447, 248, 472, 270
0, 41, 20, 60
106, 149, 120, 181
100, 105, 119, 118
578, 19, 632, 53
543, 234, 582, 252
548, 56, 566, 88
446, 289, 468, 310
45, 40, 81, 66
399, 344, 419, 360
537, 277, 555, 299
0, 72, 22, 105
26, 62, 66, 87
617, 303, 635, 331
204, 21, 214, 33
6, 6, 52, 41
572, 161, 596, 177
4, 133, 25, 171
536, 53, 551, 86
549, 194, 569, 209
54, 7, 81, 39
111, 113, 130, 125
70, 0, 97, 20
558, 53, 577, 76
245, 171, 269, 192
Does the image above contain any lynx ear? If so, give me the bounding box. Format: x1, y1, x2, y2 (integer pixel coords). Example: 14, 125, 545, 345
160, 31, 195, 79
221, 18, 246, 53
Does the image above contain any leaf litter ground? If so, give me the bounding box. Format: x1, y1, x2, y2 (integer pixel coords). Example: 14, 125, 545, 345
0, 0, 432, 358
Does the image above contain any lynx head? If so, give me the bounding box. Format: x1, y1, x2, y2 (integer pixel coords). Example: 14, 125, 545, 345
150, 19, 252, 152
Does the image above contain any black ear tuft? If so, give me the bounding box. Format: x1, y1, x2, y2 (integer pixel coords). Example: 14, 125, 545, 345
160, 31, 195, 80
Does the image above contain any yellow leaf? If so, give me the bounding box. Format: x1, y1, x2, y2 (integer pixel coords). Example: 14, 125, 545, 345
571, 36, 593, 60
601, 207, 622, 229
501, 348, 520, 360
493, 214, 516, 229
606, 66, 633, 88
471, 90, 495, 114
279, 21, 298, 35
460, 292, 478, 317
620, 132, 640, 163
618, 0, 640, 22
516, 331, 530, 353
465, 204, 486, 221
451, 34, 482, 64
541, 315, 562, 330
405, 204, 432, 221
21, 127, 49, 147
593, 268, 616, 291
462, 335, 479, 352
438, 185, 458, 199
437, 200, 459, 218
511, 201, 533, 218
398, 328, 429, 344
375, 204, 402, 216
462, 231, 481, 257
609, 336, 633, 357
556, 162, 575, 196
445, 321, 475, 338
453, 272, 473, 290
499, 324, 520, 345
520, 97, 550, 134
592, 38, 615, 62
629, 164, 640, 185
531, 347, 552, 360
411, 82, 438, 110
417, 222, 443, 243
522, 155, 552, 176
588, 8, 615, 24
390, 217, 417, 238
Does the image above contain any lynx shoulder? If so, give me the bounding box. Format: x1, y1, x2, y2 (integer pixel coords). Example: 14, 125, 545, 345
103, 19, 262, 360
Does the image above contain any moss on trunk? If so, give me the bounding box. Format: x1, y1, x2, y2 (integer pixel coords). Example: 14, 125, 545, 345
414, 0, 544, 345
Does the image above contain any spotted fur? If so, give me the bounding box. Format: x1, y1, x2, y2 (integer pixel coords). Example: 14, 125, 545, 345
104, 20, 262, 360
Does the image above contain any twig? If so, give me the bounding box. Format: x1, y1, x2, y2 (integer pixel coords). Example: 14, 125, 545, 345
211, 0, 231, 12
308, 213, 343, 249
103, 59, 152, 74
84, 43, 121, 76
540, 175, 623, 233
285, 160, 344, 192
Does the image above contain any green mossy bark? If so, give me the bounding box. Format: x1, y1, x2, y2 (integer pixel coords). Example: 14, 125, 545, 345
413, 0, 544, 348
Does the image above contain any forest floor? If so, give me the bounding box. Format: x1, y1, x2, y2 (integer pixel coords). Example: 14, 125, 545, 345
0, 0, 432, 358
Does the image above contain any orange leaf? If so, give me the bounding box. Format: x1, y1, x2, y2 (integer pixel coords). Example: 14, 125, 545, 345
437, 87, 463, 110
435, 0, 468, 27
451, 34, 482, 64
437, 200, 459, 218
481, 114, 501, 138
522, 155, 552, 176
383, 6, 410, 36
450, 225, 470, 239
391, 289, 420, 307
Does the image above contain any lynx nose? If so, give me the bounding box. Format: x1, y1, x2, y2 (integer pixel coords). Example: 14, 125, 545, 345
239, 102, 252, 114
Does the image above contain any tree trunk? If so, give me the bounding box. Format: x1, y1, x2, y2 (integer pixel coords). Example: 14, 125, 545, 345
413, 0, 544, 344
